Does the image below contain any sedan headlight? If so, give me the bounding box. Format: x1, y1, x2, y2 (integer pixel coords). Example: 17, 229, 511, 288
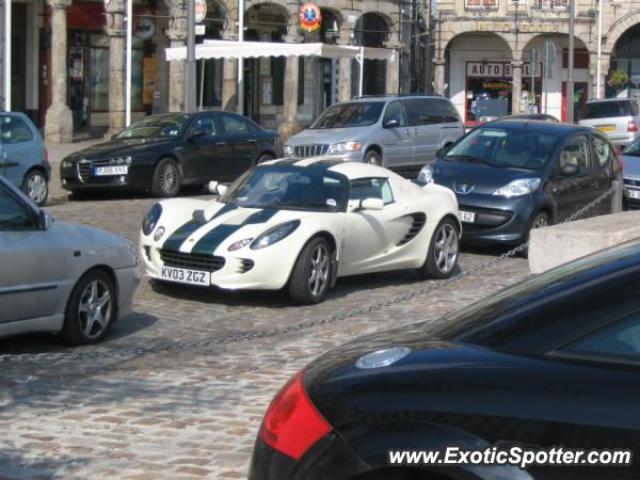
251, 220, 300, 250
283, 145, 294, 156
493, 178, 541, 198
110, 155, 133, 165
327, 142, 362, 154
61, 160, 73, 169
417, 164, 434, 185
142, 203, 162, 236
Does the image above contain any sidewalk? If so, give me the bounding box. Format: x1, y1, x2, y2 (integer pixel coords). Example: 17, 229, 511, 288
46, 139, 102, 204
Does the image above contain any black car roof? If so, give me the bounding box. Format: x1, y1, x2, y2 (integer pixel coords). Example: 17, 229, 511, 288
486, 119, 591, 136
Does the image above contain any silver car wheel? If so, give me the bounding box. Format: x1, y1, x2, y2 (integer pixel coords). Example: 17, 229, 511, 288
27, 173, 48, 205
308, 244, 330, 297
78, 279, 112, 339
531, 214, 549, 229
434, 223, 459, 274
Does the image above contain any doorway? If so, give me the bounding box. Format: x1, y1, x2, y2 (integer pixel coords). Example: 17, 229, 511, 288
562, 81, 588, 123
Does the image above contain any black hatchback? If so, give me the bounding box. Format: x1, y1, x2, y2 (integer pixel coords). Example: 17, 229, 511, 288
60, 112, 281, 197
418, 120, 618, 247
250, 241, 640, 479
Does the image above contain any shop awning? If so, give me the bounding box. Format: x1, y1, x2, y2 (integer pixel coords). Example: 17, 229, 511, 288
165, 40, 396, 62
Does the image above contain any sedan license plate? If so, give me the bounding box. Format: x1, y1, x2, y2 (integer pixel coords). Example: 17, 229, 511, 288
160, 266, 210, 286
458, 210, 476, 223
629, 190, 640, 200
94, 166, 129, 176
596, 125, 615, 133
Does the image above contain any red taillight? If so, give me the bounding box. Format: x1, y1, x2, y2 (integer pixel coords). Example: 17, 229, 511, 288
259, 371, 332, 460
628, 122, 639, 133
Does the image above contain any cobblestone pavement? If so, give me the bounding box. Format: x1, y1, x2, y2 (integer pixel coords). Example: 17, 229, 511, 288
0, 194, 530, 479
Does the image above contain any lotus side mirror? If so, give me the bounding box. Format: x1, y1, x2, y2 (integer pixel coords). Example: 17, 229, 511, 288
360, 198, 385, 211
208, 180, 228, 196
561, 164, 580, 177
383, 119, 400, 129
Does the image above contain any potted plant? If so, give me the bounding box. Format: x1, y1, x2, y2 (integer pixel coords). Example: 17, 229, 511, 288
608, 70, 630, 91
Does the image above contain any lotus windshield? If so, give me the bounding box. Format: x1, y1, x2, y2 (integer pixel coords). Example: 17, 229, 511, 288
445, 127, 560, 171
220, 165, 349, 212
114, 114, 190, 139
310, 102, 385, 129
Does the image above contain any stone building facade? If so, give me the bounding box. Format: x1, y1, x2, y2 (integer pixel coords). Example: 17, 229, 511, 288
434, 0, 640, 125
0, 0, 406, 142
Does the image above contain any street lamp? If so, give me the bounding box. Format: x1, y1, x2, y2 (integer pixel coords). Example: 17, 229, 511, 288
566, 0, 575, 123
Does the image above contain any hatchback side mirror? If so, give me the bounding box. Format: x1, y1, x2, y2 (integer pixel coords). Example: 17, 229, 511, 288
561, 164, 580, 177
383, 119, 400, 129
38, 210, 53, 230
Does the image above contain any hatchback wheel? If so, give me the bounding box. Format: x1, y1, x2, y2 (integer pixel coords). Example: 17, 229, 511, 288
419, 218, 459, 279
22, 170, 48, 206
63, 270, 116, 345
289, 237, 332, 304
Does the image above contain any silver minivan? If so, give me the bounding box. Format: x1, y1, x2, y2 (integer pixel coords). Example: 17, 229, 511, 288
579, 98, 640, 149
283, 95, 465, 168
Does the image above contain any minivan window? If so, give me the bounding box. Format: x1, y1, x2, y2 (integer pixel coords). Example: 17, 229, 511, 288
432, 99, 460, 123
581, 101, 637, 119
310, 102, 385, 129
383, 101, 406, 127
404, 98, 443, 126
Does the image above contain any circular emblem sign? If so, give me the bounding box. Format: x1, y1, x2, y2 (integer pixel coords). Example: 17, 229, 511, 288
300, 3, 322, 33
195, 0, 208, 24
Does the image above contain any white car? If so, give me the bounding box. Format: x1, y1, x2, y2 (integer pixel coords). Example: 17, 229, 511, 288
139, 159, 461, 304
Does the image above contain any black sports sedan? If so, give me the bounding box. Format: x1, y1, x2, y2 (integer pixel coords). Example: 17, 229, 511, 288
418, 120, 618, 247
60, 112, 281, 197
250, 241, 640, 479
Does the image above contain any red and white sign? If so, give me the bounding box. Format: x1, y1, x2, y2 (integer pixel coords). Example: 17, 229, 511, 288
466, 62, 543, 79
300, 3, 322, 33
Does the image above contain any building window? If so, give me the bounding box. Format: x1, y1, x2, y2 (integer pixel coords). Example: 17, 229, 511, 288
562, 49, 590, 69
465, 0, 498, 9
535, 0, 568, 9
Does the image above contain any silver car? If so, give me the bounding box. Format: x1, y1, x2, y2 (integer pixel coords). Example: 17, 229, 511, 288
283, 95, 464, 169
0, 176, 139, 344
579, 98, 640, 148
623, 138, 640, 210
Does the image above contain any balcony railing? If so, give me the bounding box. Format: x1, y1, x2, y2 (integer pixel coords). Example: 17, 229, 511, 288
465, 0, 498, 9
535, 0, 569, 9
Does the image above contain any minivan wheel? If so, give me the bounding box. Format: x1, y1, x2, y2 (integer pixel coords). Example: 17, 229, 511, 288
22, 170, 49, 206
365, 149, 382, 166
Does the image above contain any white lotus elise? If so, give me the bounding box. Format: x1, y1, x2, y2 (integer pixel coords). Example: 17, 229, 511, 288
139, 158, 461, 304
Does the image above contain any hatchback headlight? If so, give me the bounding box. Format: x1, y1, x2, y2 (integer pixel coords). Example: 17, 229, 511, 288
251, 220, 300, 250
327, 142, 362, 154
142, 203, 162, 236
493, 178, 541, 198
417, 164, 434, 185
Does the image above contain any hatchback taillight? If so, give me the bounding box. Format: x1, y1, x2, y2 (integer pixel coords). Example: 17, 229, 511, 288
259, 371, 332, 460
628, 122, 639, 133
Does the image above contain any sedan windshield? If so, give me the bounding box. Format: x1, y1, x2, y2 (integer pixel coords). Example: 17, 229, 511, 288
444, 127, 560, 171
220, 165, 348, 212
114, 114, 190, 140
310, 102, 385, 129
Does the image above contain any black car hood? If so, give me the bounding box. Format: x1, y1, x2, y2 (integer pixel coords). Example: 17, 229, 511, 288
432, 160, 540, 195
65, 138, 175, 160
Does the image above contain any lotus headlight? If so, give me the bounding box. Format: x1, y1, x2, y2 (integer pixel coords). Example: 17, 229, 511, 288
493, 178, 541, 198
228, 238, 254, 252
142, 203, 162, 236
327, 142, 362, 154
417, 164, 434, 185
283, 145, 294, 156
250, 220, 300, 250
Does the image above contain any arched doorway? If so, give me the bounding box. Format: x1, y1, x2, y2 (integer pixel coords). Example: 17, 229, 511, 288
316, 8, 340, 112
353, 13, 390, 96
196, 0, 226, 109
608, 23, 640, 98
522, 34, 590, 122
445, 32, 512, 125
